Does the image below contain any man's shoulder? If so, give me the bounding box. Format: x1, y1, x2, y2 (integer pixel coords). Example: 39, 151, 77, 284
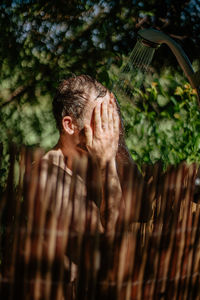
42, 149, 72, 176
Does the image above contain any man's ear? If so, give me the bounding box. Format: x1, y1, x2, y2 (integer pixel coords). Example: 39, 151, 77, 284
62, 116, 75, 135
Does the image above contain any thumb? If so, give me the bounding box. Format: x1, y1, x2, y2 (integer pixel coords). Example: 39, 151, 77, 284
84, 125, 93, 148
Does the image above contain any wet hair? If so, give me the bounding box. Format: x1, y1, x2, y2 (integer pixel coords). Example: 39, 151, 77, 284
52, 75, 107, 131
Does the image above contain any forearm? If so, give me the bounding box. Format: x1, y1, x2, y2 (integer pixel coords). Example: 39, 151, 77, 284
100, 158, 123, 233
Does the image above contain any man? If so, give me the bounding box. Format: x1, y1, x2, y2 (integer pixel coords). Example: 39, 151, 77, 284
24, 75, 153, 300
44, 74, 124, 233
42, 74, 151, 228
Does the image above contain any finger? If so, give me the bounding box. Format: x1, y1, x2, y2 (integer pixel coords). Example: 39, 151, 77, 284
108, 101, 113, 131
94, 102, 101, 135
111, 93, 119, 113
113, 108, 120, 135
84, 125, 93, 148
101, 101, 108, 130
110, 93, 116, 106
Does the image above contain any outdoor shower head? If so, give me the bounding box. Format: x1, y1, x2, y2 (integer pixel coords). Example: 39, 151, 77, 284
138, 28, 200, 103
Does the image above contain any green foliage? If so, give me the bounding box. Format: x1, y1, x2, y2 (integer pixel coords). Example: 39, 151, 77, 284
0, 1, 200, 109
0, 94, 58, 192
117, 69, 200, 168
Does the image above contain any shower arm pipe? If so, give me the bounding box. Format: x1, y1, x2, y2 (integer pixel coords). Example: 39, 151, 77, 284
138, 29, 200, 103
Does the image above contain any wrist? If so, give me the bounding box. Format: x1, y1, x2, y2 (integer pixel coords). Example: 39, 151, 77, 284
98, 156, 116, 171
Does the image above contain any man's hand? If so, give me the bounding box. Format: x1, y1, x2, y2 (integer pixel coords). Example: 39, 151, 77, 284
84, 94, 120, 168
84, 94, 122, 234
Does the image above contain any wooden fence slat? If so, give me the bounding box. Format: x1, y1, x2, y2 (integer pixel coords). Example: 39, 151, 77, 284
1, 148, 200, 300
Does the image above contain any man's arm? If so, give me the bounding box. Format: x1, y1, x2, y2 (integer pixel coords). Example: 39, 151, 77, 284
84, 95, 123, 235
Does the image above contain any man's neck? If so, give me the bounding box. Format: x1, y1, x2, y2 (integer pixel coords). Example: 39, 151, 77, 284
54, 134, 86, 171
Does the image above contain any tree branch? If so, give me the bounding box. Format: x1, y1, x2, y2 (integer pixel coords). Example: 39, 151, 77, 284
0, 84, 31, 108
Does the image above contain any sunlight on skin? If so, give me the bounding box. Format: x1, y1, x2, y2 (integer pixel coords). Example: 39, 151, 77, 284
77, 90, 120, 162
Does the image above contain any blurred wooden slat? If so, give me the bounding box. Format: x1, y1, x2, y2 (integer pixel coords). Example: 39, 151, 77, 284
0, 147, 200, 299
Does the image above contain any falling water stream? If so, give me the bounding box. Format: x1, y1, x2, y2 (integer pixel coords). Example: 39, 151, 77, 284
113, 39, 156, 104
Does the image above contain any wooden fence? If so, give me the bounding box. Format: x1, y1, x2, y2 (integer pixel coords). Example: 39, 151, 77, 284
0, 147, 200, 299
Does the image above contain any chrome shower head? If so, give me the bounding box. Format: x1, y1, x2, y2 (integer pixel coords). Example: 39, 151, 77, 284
137, 34, 159, 49
138, 28, 170, 45
138, 28, 200, 103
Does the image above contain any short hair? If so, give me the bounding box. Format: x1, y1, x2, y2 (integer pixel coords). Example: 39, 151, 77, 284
52, 75, 107, 131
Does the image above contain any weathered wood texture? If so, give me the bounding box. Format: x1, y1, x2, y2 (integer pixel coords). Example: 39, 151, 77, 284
0, 148, 200, 299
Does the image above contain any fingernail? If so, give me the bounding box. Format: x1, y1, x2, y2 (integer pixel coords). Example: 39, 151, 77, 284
111, 92, 115, 97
